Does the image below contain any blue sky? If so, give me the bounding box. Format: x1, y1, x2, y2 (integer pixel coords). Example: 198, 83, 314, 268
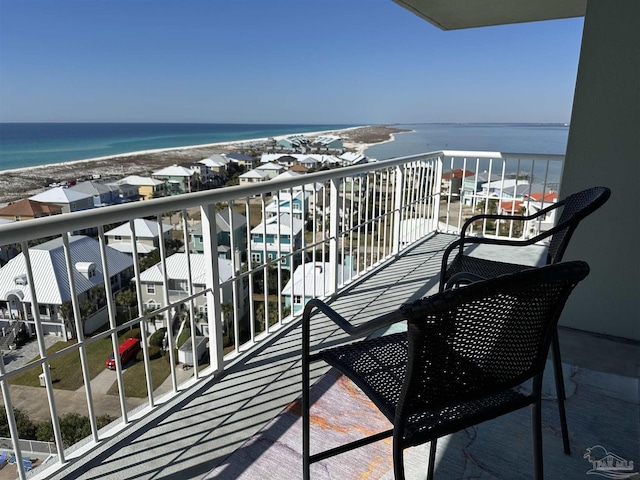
0, 0, 584, 124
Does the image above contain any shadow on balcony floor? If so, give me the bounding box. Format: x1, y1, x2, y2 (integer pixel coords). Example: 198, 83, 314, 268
44, 233, 638, 480
203, 362, 639, 479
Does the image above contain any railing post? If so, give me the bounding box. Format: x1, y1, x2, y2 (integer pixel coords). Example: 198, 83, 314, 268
432, 155, 443, 232
201, 202, 224, 372
392, 166, 404, 255
329, 177, 340, 295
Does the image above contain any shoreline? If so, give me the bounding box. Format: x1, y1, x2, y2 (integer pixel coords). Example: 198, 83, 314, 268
0, 125, 367, 176
0, 125, 406, 205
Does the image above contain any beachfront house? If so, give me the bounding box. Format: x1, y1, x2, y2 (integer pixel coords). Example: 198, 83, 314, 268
339, 152, 367, 166
0, 199, 62, 222
69, 181, 121, 207
29, 187, 94, 214
276, 134, 309, 151
104, 218, 173, 255
441, 169, 474, 198
189, 210, 247, 260
107, 181, 139, 202
151, 165, 197, 195
298, 156, 319, 170
250, 213, 303, 269
312, 135, 343, 152
255, 162, 285, 179
281, 261, 355, 313
226, 153, 255, 169
0, 235, 133, 337
117, 175, 166, 200
199, 154, 230, 174
136, 253, 244, 332
461, 171, 501, 206
239, 169, 269, 187
290, 163, 311, 175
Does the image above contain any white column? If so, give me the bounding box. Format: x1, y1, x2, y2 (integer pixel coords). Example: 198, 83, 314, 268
561, 0, 640, 340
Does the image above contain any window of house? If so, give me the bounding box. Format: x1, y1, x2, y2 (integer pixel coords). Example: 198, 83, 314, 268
267, 253, 274, 261
293, 295, 302, 304
115, 235, 122, 241
251, 253, 261, 263
147, 284, 156, 294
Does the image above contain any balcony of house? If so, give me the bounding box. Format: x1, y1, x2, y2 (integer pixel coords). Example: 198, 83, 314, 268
0, 151, 636, 480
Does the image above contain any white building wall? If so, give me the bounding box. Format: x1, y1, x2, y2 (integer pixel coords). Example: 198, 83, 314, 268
561, 0, 640, 340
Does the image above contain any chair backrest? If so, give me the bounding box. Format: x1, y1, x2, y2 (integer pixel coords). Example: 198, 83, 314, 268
546, 186, 610, 265
396, 261, 589, 417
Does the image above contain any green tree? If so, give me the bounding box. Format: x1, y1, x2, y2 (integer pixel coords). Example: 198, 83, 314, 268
0, 407, 37, 439
116, 289, 138, 321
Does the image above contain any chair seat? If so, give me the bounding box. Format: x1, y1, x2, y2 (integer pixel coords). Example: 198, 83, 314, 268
446, 254, 530, 284
321, 332, 533, 448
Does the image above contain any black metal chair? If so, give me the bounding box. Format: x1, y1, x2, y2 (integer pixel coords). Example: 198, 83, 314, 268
439, 185, 610, 454
302, 261, 589, 480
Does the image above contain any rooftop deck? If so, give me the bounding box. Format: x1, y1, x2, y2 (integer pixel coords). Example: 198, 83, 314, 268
43, 234, 639, 480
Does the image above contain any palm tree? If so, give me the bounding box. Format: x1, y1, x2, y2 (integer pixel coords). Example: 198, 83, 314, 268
116, 289, 137, 321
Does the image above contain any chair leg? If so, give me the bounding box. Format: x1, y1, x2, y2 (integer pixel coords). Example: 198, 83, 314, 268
393, 434, 406, 480
427, 439, 437, 480
551, 328, 570, 455
532, 400, 544, 480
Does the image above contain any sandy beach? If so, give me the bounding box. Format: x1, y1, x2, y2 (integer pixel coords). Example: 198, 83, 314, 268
0, 125, 406, 205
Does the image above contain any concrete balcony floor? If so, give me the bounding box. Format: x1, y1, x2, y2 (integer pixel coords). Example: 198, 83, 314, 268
45, 233, 639, 480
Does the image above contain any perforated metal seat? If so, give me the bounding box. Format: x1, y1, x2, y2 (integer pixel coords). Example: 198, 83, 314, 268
439, 185, 610, 455
302, 261, 590, 480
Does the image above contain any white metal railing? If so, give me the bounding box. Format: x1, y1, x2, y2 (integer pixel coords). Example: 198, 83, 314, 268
0, 150, 563, 479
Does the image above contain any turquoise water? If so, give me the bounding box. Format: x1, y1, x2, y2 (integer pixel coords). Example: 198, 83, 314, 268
0, 123, 355, 171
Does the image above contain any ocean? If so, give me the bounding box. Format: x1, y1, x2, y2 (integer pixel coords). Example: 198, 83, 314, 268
0, 122, 569, 177
0, 123, 355, 172
366, 123, 569, 185
365, 123, 569, 159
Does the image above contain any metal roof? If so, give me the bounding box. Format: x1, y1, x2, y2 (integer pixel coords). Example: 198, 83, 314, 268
104, 218, 173, 239
30, 187, 93, 204
152, 165, 195, 177
0, 235, 133, 305
137, 253, 233, 285
250, 213, 303, 236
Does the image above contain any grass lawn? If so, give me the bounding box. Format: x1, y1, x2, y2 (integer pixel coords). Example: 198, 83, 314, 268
106, 354, 173, 397
9, 330, 140, 391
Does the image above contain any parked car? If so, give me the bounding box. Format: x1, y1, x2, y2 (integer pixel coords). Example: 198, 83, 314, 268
105, 337, 141, 370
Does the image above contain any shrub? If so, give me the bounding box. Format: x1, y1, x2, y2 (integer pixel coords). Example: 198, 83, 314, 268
147, 345, 162, 359
149, 327, 166, 347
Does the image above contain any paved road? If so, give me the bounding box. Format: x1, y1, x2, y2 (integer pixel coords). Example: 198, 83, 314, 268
2, 336, 192, 423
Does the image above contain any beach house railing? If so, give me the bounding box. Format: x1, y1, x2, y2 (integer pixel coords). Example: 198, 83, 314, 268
0, 150, 563, 479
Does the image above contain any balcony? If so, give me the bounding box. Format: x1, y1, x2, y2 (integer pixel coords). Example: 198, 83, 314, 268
0, 151, 637, 479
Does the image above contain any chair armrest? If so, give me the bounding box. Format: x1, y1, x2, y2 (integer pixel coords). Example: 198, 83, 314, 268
302, 298, 405, 338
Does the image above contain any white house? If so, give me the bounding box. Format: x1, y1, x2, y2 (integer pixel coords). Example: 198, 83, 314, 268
104, 218, 174, 255
255, 162, 285, 179
199, 154, 230, 173
0, 236, 133, 337
30, 187, 94, 214
136, 253, 245, 332
282, 261, 356, 312
239, 169, 269, 187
